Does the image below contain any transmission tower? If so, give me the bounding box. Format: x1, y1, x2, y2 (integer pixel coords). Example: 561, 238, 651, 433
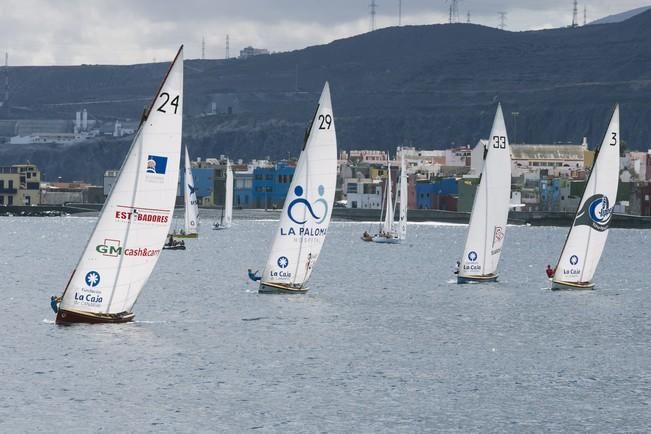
446, 0, 460, 23
583, 5, 587, 26
201, 36, 206, 59
571, 0, 578, 27
466, 11, 471, 23
398, 0, 402, 26
498, 11, 507, 30
3, 52, 8, 110
370, 0, 377, 31
225, 34, 230, 59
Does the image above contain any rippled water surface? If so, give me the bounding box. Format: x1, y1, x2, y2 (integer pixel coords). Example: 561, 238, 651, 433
1, 214, 649, 433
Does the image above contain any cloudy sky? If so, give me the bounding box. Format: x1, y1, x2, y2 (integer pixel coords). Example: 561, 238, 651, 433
0, 0, 649, 65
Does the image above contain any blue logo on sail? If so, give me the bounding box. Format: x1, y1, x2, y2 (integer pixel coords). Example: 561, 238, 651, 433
575, 194, 613, 232
569, 255, 579, 265
277, 256, 289, 268
85, 270, 101, 287
146, 155, 168, 174
287, 185, 328, 224
468, 251, 478, 262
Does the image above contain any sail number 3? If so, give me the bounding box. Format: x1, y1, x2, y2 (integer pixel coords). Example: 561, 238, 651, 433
610, 132, 617, 146
157, 92, 180, 114
492, 135, 506, 149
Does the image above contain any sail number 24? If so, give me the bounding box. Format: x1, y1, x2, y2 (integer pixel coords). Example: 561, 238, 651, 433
492, 135, 506, 149
157, 92, 180, 114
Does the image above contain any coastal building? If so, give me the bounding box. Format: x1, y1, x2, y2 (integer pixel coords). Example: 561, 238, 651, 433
0, 164, 41, 206
251, 161, 296, 209
239, 46, 269, 59
344, 176, 382, 209
41, 181, 103, 205
416, 178, 458, 210
340, 150, 388, 164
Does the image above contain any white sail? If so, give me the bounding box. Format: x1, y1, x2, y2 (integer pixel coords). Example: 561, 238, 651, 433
59, 47, 184, 315
459, 103, 511, 279
222, 160, 233, 228
183, 145, 199, 236
398, 152, 408, 240
553, 105, 619, 286
382, 159, 394, 234
260, 82, 337, 290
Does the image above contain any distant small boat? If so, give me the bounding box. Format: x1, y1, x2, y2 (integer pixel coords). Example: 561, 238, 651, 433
551, 105, 619, 290
55, 46, 184, 324
367, 153, 407, 244
258, 82, 337, 294
172, 145, 199, 238
457, 103, 511, 284
213, 160, 233, 230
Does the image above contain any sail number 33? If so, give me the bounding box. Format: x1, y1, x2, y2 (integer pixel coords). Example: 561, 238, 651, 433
157, 92, 180, 114
492, 135, 506, 149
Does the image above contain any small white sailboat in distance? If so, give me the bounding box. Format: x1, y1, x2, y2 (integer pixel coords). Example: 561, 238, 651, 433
457, 103, 511, 284
55, 46, 184, 324
551, 105, 620, 290
172, 145, 199, 239
258, 82, 337, 294
213, 160, 233, 230
372, 158, 400, 243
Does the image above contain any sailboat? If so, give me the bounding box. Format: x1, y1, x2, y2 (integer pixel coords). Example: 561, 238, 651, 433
171, 145, 199, 239
457, 103, 511, 284
213, 160, 233, 230
551, 105, 619, 290
55, 46, 184, 324
365, 154, 407, 243
259, 82, 337, 294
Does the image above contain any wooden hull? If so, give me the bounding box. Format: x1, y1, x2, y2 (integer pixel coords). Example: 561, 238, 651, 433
56, 308, 135, 324
361, 234, 373, 242
551, 280, 595, 291
171, 233, 198, 239
457, 273, 498, 284
259, 281, 308, 294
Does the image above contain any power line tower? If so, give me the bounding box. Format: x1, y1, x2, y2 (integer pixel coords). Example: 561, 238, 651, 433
370, 0, 377, 31
446, 0, 460, 23
571, 0, 578, 27
225, 34, 230, 59
3, 52, 8, 111
583, 5, 587, 26
398, 0, 402, 26
201, 36, 206, 59
498, 11, 507, 30
466, 11, 471, 23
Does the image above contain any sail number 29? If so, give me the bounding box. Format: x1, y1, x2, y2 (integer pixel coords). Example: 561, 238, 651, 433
492, 135, 506, 149
157, 92, 180, 114
318, 114, 332, 130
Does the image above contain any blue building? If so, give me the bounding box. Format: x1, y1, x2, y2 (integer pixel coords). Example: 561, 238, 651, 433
179, 167, 220, 206
539, 177, 561, 211
252, 162, 296, 209
416, 178, 458, 209
234, 170, 253, 208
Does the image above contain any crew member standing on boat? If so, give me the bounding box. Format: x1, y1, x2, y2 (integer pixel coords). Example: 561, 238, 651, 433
50, 295, 62, 313
545, 264, 555, 278
454, 260, 460, 275
248, 269, 261, 282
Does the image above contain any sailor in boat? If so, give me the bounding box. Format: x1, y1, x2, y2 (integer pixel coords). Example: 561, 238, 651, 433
453, 260, 460, 275
50, 295, 62, 313
248, 269, 261, 282
545, 264, 555, 278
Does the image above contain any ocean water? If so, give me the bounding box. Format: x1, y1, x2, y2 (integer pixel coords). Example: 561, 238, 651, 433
0, 214, 649, 433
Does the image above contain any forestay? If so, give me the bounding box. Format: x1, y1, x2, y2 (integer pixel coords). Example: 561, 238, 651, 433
553, 105, 619, 285
59, 47, 184, 315
398, 152, 408, 240
261, 82, 337, 289
459, 104, 511, 278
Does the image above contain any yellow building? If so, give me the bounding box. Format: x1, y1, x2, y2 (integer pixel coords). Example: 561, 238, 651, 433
0, 164, 41, 206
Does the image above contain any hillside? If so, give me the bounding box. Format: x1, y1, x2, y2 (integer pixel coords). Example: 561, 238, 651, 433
3, 11, 651, 182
